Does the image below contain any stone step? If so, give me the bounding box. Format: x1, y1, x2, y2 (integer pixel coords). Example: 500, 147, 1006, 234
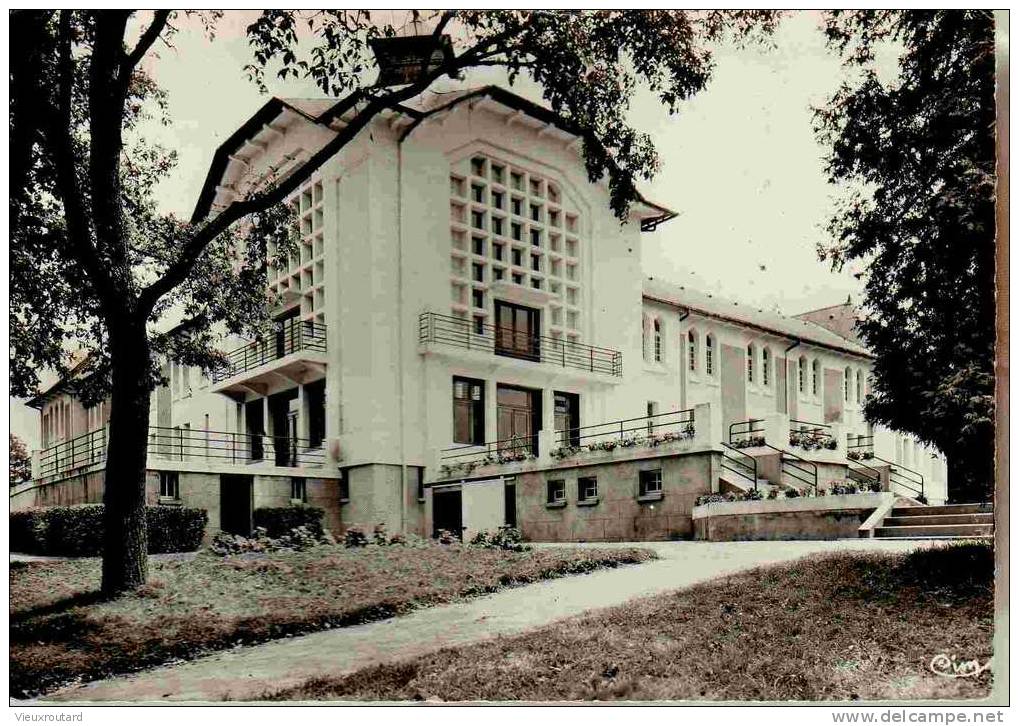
890, 503, 993, 517
873, 523, 994, 538
884, 513, 994, 527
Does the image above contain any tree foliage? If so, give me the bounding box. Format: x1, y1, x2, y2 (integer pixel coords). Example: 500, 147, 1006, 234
815, 10, 996, 501
10, 434, 32, 487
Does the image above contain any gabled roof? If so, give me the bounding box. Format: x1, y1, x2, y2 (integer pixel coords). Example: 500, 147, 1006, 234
642, 277, 872, 359
191, 84, 676, 230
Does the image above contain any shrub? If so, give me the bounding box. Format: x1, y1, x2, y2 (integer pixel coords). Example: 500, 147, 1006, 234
147, 507, 208, 554
344, 526, 368, 548
253, 506, 324, 538
372, 523, 389, 546
784, 488, 801, 498
471, 527, 528, 552
9, 505, 208, 556
210, 525, 332, 556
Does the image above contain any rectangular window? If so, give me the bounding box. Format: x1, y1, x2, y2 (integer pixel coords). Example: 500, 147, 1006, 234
512, 272, 523, 285
530, 229, 542, 247
646, 401, 658, 435
453, 377, 486, 444
471, 184, 484, 203
530, 203, 541, 222
471, 157, 486, 176
159, 471, 180, 500
494, 301, 541, 361
472, 289, 485, 309
492, 190, 504, 210
531, 254, 540, 271
511, 248, 523, 267
492, 216, 504, 236
472, 236, 485, 255
493, 267, 505, 281
578, 476, 598, 501
547, 479, 566, 504
639, 469, 662, 497
492, 242, 504, 261
511, 222, 522, 241
472, 263, 485, 282
291, 477, 307, 503
471, 210, 485, 230
512, 197, 523, 216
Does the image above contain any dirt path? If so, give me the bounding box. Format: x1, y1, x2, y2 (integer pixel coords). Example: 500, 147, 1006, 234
46, 539, 929, 703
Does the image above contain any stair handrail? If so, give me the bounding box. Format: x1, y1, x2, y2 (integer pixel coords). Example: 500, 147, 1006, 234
845, 458, 883, 489
728, 418, 765, 447
759, 442, 818, 495
868, 454, 925, 499
719, 440, 759, 491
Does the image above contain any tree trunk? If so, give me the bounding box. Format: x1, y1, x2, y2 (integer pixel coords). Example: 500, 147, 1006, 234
101, 316, 152, 595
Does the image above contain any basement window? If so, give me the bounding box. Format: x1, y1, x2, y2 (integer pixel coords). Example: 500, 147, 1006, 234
291, 477, 307, 504
159, 471, 180, 501
638, 469, 662, 499
547, 479, 566, 505
578, 476, 598, 502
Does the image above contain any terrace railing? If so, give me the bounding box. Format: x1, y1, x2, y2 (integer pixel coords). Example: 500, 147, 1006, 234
36, 428, 108, 479
846, 434, 875, 457
34, 425, 325, 480
419, 312, 622, 376
147, 426, 325, 468
212, 319, 327, 383
729, 418, 765, 447
558, 408, 695, 449
789, 419, 836, 449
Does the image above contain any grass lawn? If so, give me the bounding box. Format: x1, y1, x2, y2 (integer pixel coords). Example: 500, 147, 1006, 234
10, 542, 655, 698
266, 542, 994, 703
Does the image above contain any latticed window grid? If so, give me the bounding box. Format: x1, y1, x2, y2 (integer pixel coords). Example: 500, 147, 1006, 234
449, 154, 582, 345
266, 177, 326, 324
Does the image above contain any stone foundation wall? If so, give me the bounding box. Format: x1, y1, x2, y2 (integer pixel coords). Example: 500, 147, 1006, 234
692, 493, 888, 541
515, 451, 717, 542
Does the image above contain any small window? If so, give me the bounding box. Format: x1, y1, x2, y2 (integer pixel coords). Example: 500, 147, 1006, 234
493, 267, 505, 281
687, 330, 697, 372
471, 210, 485, 230
492, 217, 504, 236
511, 222, 522, 241
472, 236, 485, 255
511, 197, 523, 216
472, 289, 485, 309
339, 469, 350, 502
472, 263, 484, 282
530, 229, 542, 247
705, 334, 714, 376
492, 190, 504, 209
530, 204, 541, 222
471, 157, 486, 176
492, 242, 504, 261
159, 471, 180, 500
512, 248, 523, 267
512, 272, 523, 285
453, 376, 485, 445
812, 359, 820, 396
473, 316, 485, 335
578, 476, 598, 501
798, 356, 807, 393
856, 370, 864, 402
639, 469, 662, 497
747, 343, 755, 383
653, 319, 663, 363
762, 348, 771, 386
291, 477, 307, 504
844, 366, 852, 402
471, 184, 484, 203
531, 254, 540, 272
491, 164, 504, 184
412, 466, 425, 502
547, 479, 566, 504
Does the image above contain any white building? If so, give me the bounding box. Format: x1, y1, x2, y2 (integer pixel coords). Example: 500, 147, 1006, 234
15, 84, 948, 540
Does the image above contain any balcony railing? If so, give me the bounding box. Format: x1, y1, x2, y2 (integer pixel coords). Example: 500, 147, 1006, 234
35, 425, 325, 480
37, 428, 108, 479
418, 312, 622, 376
788, 419, 836, 451
212, 319, 327, 383
555, 408, 695, 452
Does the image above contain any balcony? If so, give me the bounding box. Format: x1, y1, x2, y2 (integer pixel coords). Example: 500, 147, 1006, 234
418, 312, 622, 377
211, 319, 327, 394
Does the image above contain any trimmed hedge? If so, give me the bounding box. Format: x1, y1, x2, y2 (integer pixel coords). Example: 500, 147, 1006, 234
10, 505, 208, 556
252, 505, 325, 538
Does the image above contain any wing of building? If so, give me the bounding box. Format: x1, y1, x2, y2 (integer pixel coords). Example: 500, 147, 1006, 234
13, 84, 950, 541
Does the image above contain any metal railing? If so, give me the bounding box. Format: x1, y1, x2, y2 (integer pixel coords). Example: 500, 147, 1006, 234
148, 426, 325, 468
846, 434, 875, 456
34, 425, 324, 480
212, 319, 327, 383
440, 434, 536, 466
789, 419, 835, 448
869, 454, 925, 500
419, 312, 622, 376
561, 408, 695, 448
729, 418, 765, 447
846, 458, 883, 490
765, 443, 819, 494
37, 428, 108, 479
720, 441, 758, 490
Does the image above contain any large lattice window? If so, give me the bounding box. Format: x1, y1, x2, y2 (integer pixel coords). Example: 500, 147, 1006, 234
268, 177, 326, 324
450, 154, 582, 345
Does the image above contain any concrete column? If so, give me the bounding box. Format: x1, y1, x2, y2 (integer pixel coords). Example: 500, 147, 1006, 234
485, 378, 498, 444
541, 387, 556, 456
762, 412, 790, 448
297, 384, 310, 441
693, 402, 718, 448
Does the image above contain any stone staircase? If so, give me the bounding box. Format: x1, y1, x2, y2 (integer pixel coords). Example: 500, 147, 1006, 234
874, 503, 994, 539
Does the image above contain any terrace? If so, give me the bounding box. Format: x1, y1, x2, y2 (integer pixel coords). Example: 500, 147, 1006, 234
211, 319, 328, 395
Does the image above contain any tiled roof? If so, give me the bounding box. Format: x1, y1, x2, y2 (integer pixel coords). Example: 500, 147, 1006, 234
642, 277, 872, 358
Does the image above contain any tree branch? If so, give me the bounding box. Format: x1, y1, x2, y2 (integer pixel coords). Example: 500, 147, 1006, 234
122, 10, 171, 83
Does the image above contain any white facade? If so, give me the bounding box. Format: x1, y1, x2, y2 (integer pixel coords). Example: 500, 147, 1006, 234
24, 84, 949, 525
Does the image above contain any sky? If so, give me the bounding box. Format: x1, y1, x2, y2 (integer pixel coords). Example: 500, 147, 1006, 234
11, 10, 870, 449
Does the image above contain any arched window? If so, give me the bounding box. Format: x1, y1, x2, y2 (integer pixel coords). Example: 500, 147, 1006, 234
798, 355, 806, 393
762, 348, 771, 386
746, 343, 755, 383
653, 318, 663, 363
844, 366, 852, 402
811, 359, 820, 396
856, 370, 864, 402
705, 334, 714, 376
687, 330, 698, 372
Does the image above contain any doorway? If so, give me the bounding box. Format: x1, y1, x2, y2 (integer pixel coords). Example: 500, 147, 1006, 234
220, 474, 253, 536
494, 300, 541, 361
497, 384, 541, 455
432, 488, 463, 539
269, 389, 299, 466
